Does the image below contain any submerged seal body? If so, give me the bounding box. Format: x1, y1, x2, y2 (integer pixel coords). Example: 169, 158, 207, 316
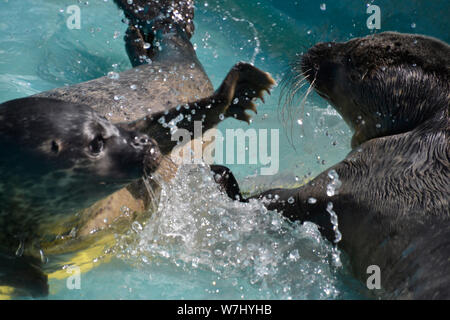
219, 32, 450, 299
0, 0, 274, 297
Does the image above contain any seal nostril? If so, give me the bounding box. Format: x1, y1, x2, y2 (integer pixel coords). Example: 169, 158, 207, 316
133, 135, 150, 145
140, 137, 149, 144
51, 140, 59, 154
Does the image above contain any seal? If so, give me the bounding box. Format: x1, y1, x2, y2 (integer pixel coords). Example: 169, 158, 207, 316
0, 0, 274, 297
29, 0, 274, 247
0, 97, 162, 296
30, 0, 273, 242
217, 32, 450, 299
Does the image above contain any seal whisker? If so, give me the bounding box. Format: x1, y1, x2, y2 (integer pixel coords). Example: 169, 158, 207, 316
279, 66, 313, 149
143, 169, 160, 212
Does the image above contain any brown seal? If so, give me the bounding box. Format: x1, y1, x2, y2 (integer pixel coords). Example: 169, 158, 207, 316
217, 32, 450, 299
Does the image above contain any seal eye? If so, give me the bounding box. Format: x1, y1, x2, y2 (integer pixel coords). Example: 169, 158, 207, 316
89, 135, 105, 155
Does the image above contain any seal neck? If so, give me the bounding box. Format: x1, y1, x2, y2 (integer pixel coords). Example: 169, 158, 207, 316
351, 103, 449, 148
348, 68, 449, 149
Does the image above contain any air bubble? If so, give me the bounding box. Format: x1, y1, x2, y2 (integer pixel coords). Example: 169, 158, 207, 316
108, 72, 120, 80
308, 197, 317, 204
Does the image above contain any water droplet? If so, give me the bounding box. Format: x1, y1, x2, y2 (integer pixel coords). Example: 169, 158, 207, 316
411, 22, 416, 29
289, 249, 300, 261
131, 221, 143, 233
287, 197, 295, 204
107, 71, 119, 80
143, 42, 151, 49
308, 197, 317, 204
320, 3, 326, 11
326, 170, 342, 197
327, 203, 342, 246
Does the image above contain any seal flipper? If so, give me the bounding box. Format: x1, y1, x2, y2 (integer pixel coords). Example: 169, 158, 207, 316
209, 163, 338, 243
113, 0, 195, 39
124, 62, 275, 154
124, 25, 154, 67
114, 0, 195, 66
210, 165, 247, 202
219, 62, 275, 124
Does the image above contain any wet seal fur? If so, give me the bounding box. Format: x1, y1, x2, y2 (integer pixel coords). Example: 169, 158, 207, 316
0, 0, 274, 297
218, 32, 450, 299
0, 97, 162, 296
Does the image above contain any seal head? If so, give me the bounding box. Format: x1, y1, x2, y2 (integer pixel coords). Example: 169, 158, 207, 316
0, 97, 162, 217
300, 32, 449, 148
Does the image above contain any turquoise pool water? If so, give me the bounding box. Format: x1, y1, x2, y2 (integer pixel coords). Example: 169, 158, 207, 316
0, 0, 448, 299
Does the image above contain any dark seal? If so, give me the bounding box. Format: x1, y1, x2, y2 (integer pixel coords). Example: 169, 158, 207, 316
217, 32, 450, 299
0, 97, 162, 296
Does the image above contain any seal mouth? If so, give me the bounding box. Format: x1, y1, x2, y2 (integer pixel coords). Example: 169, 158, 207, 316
300, 52, 317, 83
300, 42, 341, 101
301, 42, 335, 78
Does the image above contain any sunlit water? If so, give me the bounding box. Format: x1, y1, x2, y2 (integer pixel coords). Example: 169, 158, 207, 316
0, 0, 447, 299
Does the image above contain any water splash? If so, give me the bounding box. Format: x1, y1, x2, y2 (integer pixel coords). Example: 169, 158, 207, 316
221, 10, 261, 65
115, 164, 353, 299
326, 169, 342, 197
326, 170, 343, 267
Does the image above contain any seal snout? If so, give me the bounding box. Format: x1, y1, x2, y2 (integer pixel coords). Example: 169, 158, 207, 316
299, 42, 344, 102
301, 42, 336, 80
131, 134, 153, 150
139, 136, 162, 173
